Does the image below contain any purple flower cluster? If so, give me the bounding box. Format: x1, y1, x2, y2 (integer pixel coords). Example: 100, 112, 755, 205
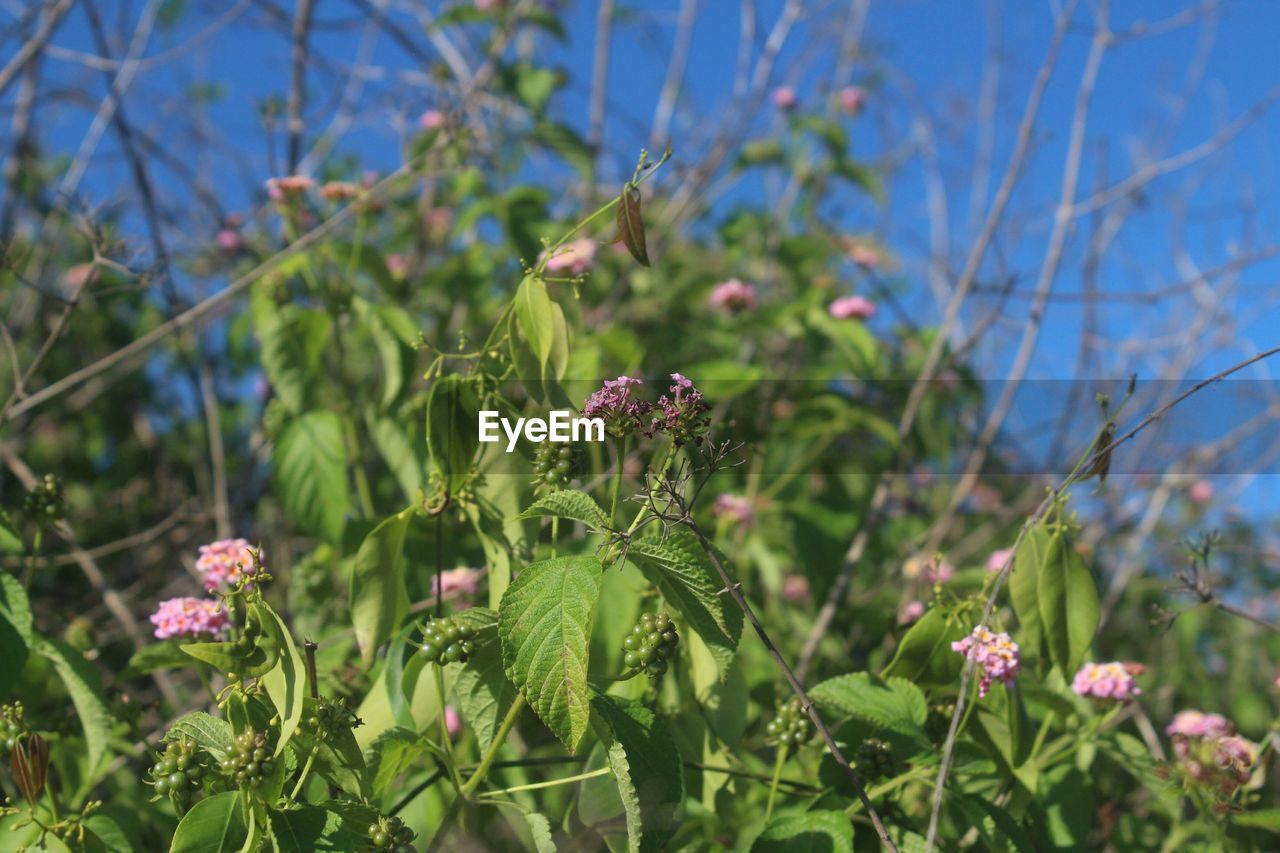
583, 374, 711, 444
583, 376, 650, 438
649, 373, 711, 446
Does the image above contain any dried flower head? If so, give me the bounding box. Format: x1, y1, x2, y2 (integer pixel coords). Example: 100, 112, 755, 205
583, 376, 651, 438
648, 373, 711, 446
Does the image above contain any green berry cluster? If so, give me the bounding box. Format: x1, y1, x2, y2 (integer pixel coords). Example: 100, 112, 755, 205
765, 698, 811, 747
2, 702, 26, 750
418, 616, 479, 664
855, 738, 896, 779
307, 696, 361, 740
218, 730, 274, 788
533, 441, 577, 490
22, 473, 64, 522
148, 737, 208, 798
621, 612, 679, 679
367, 815, 415, 852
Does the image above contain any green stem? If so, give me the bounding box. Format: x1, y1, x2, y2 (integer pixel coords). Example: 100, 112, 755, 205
1028, 710, 1057, 763
287, 744, 318, 802
347, 213, 367, 278
433, 664, 465, 793
460, 693, 526, 797
765, 744, 788, 821
609, 434, 628, 526
845, 768, 934, 816
550, 516, 559, 559
23, 527, 43, 591
475, 765, 611, 798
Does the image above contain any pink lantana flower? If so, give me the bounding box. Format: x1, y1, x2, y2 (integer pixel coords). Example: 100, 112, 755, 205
265, 175, 315, 201
1071, 661, 1144, 701
150, 597, 229, 640
444, 705, 463, 738
1188, 480, 1214, 504
709, 279, 758, 314
828, 295, 875, 321
847, 242, 883, 269
986, 547, 1014, 573
781, 575, 810, 602
196, 538, 259, 592
216, 229, 242, 252
1166, 710, 1232, 739
712, 493, 755, 526
540, 238, 596, 275
419, 109, 446, 130
432, 567, 482, 607
951, 626, 1020, 697
898, 600, 925, 625
838, 85, 866, 115
925, 556, 954, 585
771, 86, 798, 110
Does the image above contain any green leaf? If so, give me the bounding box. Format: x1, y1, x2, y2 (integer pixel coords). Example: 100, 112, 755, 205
350, 510, 412, 667
353, 298, 410, 409
451, 610, 515, 750
515, 274, 556, 370
274, 410, 349, 545
267, 806, 353, 852
1036, 525, 1099, 676
35, 637, 112, 774
254, 283, 332, 415
0, 515, 22, 555
258, 601, 307, 755
616, 186, 650, 266
364, 728, 427, 793
809, 672, 927, 736
1009, 525, 1048, 667
124, 641, 193, 677
881, 606, 967, 686
170, 791, 247, 852
366, 413, 426, 503
1233, 809, 1280, 832
532, 121, 593, 176
0, 574, 32, 695
163, 712, 234, 757
625, 529, 743, 678
751, 810, 854, 852
523, 812, 557, 853
426, 375, 481, 491
181, 603, 280, 678
590, 694, 684, 853
517, 489, 610, 532
498, 556, 603, 750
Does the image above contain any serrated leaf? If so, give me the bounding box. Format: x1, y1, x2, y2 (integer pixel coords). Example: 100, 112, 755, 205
267, 806, 353, 852
751, 810, 853, 852
35, 637, 112, 774
274, 410, 349, 545
258, 601, 307, 756
163, 712, 234, 757
426, 375, 481, 491
517, 489, 610, 532
516, 274, 556, 370
1037, 525, 1099, 676
625, 529, 742, 678
170, 791, 247, 853
523, 812, 557, 852
616, 186, 649, 266
350, 510, 412, 667
364, 728, 427, 793
498, 556, 603, 750
451, 609, 515, 750
591, 694, 684, 853
809, 672, 927, 735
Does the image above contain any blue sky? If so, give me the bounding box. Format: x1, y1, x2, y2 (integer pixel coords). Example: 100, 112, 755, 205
17, 0, 1280, 496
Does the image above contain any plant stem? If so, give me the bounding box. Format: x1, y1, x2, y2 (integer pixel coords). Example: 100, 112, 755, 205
765, 744, 787, 821
550, 516, 559, 559
287, 743, 318, 802
608, 434, 628, 525
433, 664, 465, 793
23, 527, 43, 591
476, 765, 611, 798
460, 693, 526, 797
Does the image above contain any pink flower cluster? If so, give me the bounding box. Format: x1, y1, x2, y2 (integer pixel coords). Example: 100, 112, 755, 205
265, 175, 315, 201
150, 597, 229, 641
583, 376, 650, 437
986, 547, 1014, 573
828, 295, 875, 321
898, 600, 925, 625
709, 279, 758, 314
650, 373, 711, 446
781, 575, 810, 602
712, 493, 755, 526
1071, 661, 1143, 701
541, 238, 596, 275
771, 86, 798, 111
838, 85, 866, 115
197, 538, 259, 592
419, 109, 446, 130
951, 625, 1021, 697
432, 567, 482, 606
1166, 710, 1256, 791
